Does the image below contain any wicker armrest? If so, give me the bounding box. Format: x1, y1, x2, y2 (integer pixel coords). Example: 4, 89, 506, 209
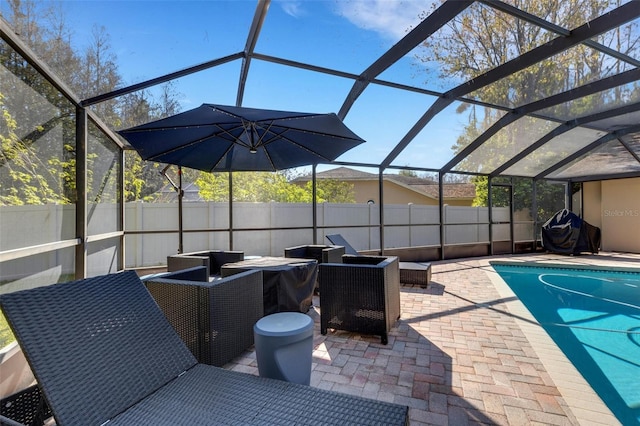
167, 254, 210, 276
284, 245, 345, 264
167, 250, 245, 277
284, 245, 309, 259
320, 245, 345, 263
157, 265, 209, 281
208, 250, 244, 275
143, 269, 263, 366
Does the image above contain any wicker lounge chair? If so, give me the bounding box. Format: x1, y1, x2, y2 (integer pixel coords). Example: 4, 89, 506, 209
326, 234, 431, 288
0, 271, 409, 425
142, 266, 263, 367
319, 255, 401, 345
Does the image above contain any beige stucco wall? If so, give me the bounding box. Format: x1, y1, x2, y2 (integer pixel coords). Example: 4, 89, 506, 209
353, 181, 436, 205
584, 178, 640, 253
352, 181, 472, 206
583, 181, 602, 229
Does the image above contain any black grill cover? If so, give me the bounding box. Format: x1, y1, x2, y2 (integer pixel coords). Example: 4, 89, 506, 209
541, 209, 601, 255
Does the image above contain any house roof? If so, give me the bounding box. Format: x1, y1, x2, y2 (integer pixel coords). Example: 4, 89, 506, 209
158, 182, 203, 202
297, 167, 475, 200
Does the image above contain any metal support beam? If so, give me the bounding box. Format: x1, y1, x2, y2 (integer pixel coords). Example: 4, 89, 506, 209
439, 172, 445, 260
534, 124, 640, 179
81, 53, 243, 106
229, 172, 234, 250
532, 179, 538, 250
491, 101, 640, 176
483, 0, 640, 68
75, 107, 88, 279
236, 0, 270, 106
312, 165, 317, 244
444, 66, 640, 173
378, 168, 385, 255
338, 1, 471, 119
382, 0, 640, 169
119, 146, 125, 270
488, 176, 493, 256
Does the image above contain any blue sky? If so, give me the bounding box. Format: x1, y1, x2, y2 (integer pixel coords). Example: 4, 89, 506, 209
2, 0, 467, 174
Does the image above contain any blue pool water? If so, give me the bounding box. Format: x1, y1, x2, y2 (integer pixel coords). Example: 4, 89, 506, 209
492, 262, 640, 425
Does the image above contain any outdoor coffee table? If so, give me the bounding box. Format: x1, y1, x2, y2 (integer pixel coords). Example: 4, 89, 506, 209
221, 256, 318, 315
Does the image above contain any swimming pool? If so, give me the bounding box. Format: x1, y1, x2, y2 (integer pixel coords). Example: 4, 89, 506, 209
492, 262, 640, 426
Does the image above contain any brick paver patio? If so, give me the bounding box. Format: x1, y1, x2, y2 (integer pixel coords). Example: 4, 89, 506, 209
226, 253, 640, 425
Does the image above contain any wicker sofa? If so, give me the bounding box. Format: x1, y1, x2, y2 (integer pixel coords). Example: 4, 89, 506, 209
142, 266, 263, 367
319, 255, 401, 345
167, 250, 244, 278
0, 271, 409, 425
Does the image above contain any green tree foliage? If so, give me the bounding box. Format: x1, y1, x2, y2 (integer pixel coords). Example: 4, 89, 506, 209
1, 1, 186, 205
308, 179, 356, 203
196, 172, 355, 203
0, 93, 70, 205
398, 169, 418, 177
197, 171, 307, 202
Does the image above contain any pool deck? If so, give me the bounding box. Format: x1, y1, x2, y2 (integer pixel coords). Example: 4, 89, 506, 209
225, 252, 640, 425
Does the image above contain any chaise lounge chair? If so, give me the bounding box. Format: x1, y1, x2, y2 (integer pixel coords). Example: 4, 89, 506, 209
326, 234, 431, 288
0, 271, 409, 425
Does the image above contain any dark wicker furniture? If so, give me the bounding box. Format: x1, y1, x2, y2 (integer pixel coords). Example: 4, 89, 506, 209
142, 266, 263, 367
221, 257, 318, 315
326, 234, 431, 288
0, 384, 51, 426
284, 244, 345, 264
0, 271, 409, 426
319, 255, 401, 344
167, 250, 244, 278
284, 244, 345, 294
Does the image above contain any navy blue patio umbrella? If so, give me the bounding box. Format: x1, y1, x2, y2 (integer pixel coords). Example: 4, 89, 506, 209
118, 103, 365, 253
117, 103, 365, 172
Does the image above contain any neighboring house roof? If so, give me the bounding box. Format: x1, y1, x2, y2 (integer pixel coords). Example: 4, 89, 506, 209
296, 167, 475, 201
157, 181, 203, 202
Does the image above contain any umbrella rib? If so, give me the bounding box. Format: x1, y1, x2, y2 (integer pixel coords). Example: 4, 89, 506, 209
121, 105, 365, 172
145, 124, 241, 161
210, 141, 237, 172
257, 116, 364, 141
257, 125, 336, 163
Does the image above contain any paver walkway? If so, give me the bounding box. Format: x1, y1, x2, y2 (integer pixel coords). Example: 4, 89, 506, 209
226, 252, 640, 425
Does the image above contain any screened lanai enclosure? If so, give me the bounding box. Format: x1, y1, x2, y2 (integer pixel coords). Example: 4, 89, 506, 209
2, 0, 640, 288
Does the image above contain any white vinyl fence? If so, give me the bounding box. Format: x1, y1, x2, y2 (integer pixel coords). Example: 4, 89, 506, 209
2, 202, 530, 274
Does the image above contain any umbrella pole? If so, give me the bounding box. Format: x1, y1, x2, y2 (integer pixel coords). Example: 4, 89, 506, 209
312, 165, 317, 244
178, 166, 184, 254
160, 165, 184, 254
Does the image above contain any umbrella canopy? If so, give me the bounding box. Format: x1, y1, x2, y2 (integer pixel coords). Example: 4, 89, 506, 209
118, 103, 365, 172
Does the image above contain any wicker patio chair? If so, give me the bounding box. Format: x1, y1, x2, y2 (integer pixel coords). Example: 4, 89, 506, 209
326, 234, 431, 288
167, 250, 244, 278
319, 255, 401, 344
142, 266, 263, 367
284, 244, 345, 294
0, 271, 409, 426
